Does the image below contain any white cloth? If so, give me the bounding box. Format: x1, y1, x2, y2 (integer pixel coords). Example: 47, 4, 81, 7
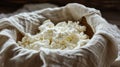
0, 3, 120, 67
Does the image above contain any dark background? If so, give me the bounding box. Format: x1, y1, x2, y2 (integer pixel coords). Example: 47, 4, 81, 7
0, 0, 120, 27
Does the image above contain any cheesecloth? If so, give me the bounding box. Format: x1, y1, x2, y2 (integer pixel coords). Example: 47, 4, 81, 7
0, 3, 120, 67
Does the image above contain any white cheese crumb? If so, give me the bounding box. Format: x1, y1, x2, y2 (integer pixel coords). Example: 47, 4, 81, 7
18, 20, 90, 50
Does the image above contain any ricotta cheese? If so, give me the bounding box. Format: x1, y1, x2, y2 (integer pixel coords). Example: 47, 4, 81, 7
18, 20, 89, 50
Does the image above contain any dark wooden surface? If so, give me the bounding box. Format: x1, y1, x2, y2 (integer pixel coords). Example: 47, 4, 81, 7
0, 0, 120, 10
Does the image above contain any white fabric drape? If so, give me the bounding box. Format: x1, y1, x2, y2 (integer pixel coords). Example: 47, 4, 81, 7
0, 3, 120, 67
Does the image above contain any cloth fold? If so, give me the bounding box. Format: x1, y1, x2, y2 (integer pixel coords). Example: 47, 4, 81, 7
0, 3, 120, 67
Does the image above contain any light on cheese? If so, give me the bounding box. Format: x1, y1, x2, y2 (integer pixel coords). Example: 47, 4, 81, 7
18, 20, 90, 50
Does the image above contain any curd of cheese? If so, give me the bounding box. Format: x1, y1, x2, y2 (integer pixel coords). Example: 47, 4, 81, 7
18, 20, 89, 50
